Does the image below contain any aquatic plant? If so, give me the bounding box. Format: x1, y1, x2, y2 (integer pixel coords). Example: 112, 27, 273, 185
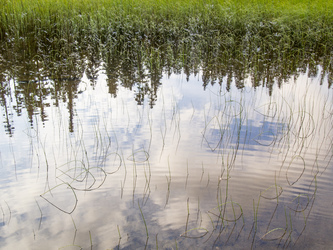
1, 0, 333, 55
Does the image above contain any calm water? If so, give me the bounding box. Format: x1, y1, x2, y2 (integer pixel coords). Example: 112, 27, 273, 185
0, 65, 332, 249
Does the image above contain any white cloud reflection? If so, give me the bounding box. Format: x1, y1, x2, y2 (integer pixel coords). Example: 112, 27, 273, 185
0, 68, 332, 249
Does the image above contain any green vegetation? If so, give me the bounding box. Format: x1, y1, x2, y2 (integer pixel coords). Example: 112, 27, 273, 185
1, 0, 333, 53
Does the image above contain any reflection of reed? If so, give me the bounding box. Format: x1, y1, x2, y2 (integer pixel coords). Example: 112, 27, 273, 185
0, 35, 332, 135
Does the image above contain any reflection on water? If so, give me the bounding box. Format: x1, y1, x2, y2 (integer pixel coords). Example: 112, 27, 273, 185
0, 57, 332, 248
1, 36, 332, 136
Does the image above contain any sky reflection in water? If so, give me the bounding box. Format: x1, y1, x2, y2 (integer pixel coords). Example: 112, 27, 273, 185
0, 67, 332, 249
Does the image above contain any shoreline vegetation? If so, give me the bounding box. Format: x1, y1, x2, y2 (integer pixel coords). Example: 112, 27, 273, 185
1, 0, 333, 49
1, 1, 332, 68
1, 0, 333, 69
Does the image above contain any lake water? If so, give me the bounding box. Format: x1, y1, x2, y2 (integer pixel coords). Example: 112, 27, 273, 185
0, 64, 332, 249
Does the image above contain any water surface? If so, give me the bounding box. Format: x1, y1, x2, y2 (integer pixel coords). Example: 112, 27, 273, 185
0, 63, 332, 249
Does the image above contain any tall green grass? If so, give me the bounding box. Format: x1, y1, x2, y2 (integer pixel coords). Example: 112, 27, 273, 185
1, 0, 333, 53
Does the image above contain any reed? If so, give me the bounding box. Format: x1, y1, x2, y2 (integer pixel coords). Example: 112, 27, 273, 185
89, 231, 93, 250
138, 199, 149, 238
40, 183, 78, 214
1, 0, 332, 55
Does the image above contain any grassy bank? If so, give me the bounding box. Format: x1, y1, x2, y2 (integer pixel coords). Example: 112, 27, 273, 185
1, 0, 333, 52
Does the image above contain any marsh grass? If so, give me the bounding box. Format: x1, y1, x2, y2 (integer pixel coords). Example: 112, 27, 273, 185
138, 199, 149, 238
40, 182, 78, 214
35, 199, 43, 230
1, 0, 333, 57
117, 224, 122, 245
